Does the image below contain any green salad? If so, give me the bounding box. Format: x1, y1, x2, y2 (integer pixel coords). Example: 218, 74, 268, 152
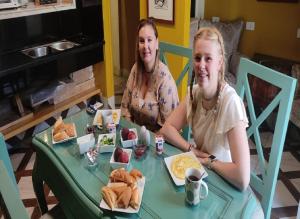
100, 135, 114, 145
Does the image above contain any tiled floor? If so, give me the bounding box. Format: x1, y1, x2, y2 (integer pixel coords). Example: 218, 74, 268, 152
1, 75, 300, 218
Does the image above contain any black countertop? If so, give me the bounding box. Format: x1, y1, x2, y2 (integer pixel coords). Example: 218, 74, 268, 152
0, 34, 104, 79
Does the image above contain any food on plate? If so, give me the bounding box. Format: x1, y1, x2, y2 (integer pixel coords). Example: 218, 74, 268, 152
114, 147, 129, 163
121, 128, 137, 141
96, 112, 103, 129
121, 128, 130, 140
52, 117, 76, 142
110, 168, 134, 185
53, 117, 64, 135
53, 131, 69, 142
102, 186, 117, 209
130, 187, 139, 209
112, 111, 119, 124
101, 168, 143, 210
100, 135, 114, 145
130, 169, 143, 181
127, 131, 136, 140
116, 186, 132, 208
64, 123, 76, 137
171, 155, 201, 180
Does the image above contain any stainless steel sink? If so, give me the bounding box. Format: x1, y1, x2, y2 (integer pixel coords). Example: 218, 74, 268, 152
21, 40, 80, 59
49, 40, 79, 51
22, 46, 50, 59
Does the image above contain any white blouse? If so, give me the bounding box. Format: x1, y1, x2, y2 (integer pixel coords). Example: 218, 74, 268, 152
186, 83, 248, 162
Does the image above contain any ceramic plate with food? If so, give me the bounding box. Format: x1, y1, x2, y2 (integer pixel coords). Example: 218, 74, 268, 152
93, 109, 121, 128
100, 169, 145, 213
164, 152, 208, 186
52, 123, 77, 144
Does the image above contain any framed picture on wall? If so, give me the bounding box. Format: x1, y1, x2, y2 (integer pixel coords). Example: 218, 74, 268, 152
257, 0, 298, 2
147, 0, 175, 24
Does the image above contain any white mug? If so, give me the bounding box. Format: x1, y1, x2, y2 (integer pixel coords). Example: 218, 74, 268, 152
185, 167, 208, 206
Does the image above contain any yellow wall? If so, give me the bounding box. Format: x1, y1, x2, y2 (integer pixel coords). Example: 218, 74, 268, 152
205, 0, 300, 62
140, 0, 191, 99
94, 0, 114, 99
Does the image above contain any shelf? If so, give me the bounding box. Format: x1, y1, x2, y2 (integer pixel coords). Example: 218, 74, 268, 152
0, 1, 76, 20
1, 86, 101, 140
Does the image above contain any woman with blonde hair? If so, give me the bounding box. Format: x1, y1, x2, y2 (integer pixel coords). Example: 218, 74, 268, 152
160, 27, 250, 191
121, 18, 179, 132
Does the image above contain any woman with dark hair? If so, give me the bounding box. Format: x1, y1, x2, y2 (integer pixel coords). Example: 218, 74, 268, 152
160, 27, 250, 191
121, 18, 179, 132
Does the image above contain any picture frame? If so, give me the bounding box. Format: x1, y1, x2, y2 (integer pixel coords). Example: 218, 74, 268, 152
147, 0, 175, 24
257, 0, 298, 2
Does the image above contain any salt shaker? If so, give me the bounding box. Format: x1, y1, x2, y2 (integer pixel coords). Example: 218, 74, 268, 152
140, 126, 151, 146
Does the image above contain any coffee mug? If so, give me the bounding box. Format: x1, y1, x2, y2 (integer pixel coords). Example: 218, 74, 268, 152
185, 167, 208, 206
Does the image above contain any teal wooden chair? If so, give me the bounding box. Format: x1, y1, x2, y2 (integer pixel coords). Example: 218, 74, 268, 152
236, 58, 297, 219
0, 133, 65, 219
159, 41, 193, 141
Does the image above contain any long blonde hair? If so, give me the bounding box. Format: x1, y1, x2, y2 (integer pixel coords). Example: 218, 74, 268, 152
189, 27, 226, 103
134, 18, 160, 88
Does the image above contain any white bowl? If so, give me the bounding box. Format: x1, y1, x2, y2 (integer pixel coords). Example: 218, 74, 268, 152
77, 133, 95, 154
120, 128, 138, 148
110, 148, 132, 169
98, 133, 116, 153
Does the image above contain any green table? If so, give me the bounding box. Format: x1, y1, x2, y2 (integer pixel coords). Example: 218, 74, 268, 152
32, 110, 259, 219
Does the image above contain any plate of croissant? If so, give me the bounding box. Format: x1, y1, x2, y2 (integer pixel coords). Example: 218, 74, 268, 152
52, 117, 77, 144
100, 168, 145, 213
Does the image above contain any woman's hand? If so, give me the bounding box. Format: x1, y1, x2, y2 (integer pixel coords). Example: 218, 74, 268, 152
190, 147, 210, 159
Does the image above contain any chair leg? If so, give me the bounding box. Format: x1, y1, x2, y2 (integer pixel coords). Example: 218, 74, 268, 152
32, 160, 48, 214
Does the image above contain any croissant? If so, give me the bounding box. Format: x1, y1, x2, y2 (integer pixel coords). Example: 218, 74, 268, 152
102, 186, 117, 209
130, 187, 139, 209
53, 131, 69, 142
116, 186, 132, 209
53, 117, 64, 135
110, 168, 134, 185
130, 169, 143, 181
64, 123, 75, 137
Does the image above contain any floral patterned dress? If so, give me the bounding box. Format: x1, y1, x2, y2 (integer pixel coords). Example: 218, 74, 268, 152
121, 61, 179, 132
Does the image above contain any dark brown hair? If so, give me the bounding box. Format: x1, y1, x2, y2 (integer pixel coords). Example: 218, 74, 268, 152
189, 27, 226, 104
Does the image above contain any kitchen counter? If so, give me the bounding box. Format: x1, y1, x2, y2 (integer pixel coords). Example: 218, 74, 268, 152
0, 34, 104, 80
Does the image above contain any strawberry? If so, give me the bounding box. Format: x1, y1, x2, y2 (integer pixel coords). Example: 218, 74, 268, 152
127, 131, 136, 140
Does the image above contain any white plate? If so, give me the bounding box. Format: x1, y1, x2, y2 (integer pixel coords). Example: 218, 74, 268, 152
52, 123, 77, 144
164, 151, 208, 186
98, 133, 116, 153
93, 109, 121, 127
99, 177, 145, 213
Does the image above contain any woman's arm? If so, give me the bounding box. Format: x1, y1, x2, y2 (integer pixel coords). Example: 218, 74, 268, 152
201, 121, 250, 191
159, 99, 191, 151
157, 66, 179, 126
120, 66, 135, 122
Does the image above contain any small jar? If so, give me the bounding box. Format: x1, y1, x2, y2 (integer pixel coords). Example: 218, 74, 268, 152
155, 135, 164, 155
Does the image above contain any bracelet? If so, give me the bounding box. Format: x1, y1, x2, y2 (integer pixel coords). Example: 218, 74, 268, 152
188, 144, 196, 152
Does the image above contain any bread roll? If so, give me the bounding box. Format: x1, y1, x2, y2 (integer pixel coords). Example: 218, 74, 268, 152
102, 186, 117, 209
64, 123, 75, 137
130, 187, 139, 209
110, 168, 134, 185
130, 169, 143, 181
116, 186, 132, 209
53, 117, 64, 135
110, 185, 128, 197
53, 131, 69, 142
